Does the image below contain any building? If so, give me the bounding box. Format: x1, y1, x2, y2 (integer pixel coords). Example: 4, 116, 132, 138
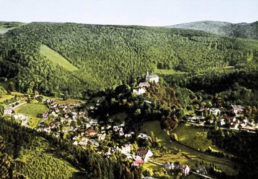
231, 105, 244, 115
85, 129, 97, 136
136, 148, 153, 162
137, 133, 151, 141
210, 108, 221, 116
146, 72, 159, 83
180, 165, 190, 176
4, 107, 13, 116
139, 82, 150, 88
133, 88, 146, 95
121, 144, 131, 155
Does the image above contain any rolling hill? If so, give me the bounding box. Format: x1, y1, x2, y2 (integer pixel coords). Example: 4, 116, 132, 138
169, 21, 258, 39
0, 22, 258, 98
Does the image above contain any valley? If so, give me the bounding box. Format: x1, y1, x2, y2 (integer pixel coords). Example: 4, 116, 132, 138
0, 20, 258, 178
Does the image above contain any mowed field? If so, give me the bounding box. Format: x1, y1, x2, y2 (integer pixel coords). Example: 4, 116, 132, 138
141, 121, 238, 176
40, 44, 78, 72
15, 103, 48, 128
173, 123, 221, 152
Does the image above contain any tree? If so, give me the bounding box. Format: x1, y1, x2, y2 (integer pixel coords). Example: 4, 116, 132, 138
0, 105, 4, 117
7, 81, 15, 93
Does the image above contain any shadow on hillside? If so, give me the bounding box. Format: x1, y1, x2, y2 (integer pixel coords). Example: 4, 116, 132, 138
71, 172, 89, 179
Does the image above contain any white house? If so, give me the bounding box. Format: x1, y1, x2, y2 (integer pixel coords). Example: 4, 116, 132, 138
137, 133, 151, 141
210, 108, 221, 116
231, 105, 244, 115
139, 82, 150, 88
133, 88, 146, 95
121, 144, 131, 155
164, 162, 175, 170
180, 165, 190, 176
98, 133, 106, 141
4, 107, 13, 116
146, 72, 159, 83
79, 137, 88, 146
136, 149, 153, 162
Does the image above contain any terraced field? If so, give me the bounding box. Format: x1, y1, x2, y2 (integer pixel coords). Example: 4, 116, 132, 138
141, 121, 238, 176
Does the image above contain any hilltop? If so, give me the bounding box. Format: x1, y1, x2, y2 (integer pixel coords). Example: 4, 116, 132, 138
169, 21, 258, 39
0, 22, 258, 98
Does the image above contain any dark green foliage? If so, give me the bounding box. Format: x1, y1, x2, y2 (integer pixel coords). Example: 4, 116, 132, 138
1, 22, 258, 97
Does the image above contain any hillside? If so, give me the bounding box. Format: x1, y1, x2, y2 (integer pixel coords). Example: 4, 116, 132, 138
1, 22, 258, 97
0, 22, 23, 34
170, 21, 258, 39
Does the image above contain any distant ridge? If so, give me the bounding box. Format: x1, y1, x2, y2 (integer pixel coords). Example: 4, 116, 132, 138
168, 21, 258, 39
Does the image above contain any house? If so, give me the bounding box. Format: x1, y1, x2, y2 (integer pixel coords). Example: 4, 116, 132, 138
132, 159, 144, 166
85, 129, 97, 136
230, 123, 239, 130
180, 165, 190, 176
144, 100, 152, 104
119, 121, 125, 127
98, 133, 106, 141
113, 126, 119, 132
125, 133, 132, 138
137, 133, 151, 141
136, 148, 153, 162
4, 107, 13, 116
119, 129, 124, 136
89, 118, 98, 125
89, 139, 99, 147
196, 166, 207, 175
164, 162, 175, 170
220, 119, 226, 126
210, 108, 221, 116
105, 148, 112, 156
121, 144, 131, 155
133, 88, 146, 95
231, 105, 244, 115
73, 141, 78, 146
79, 137, 88, 146
146, 72, 159, 83
139, 82, 150, 88
42, 112, 48, 119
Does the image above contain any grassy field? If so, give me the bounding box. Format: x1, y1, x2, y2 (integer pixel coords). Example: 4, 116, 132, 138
0, 94, 14, 103
40, 44, 78, 72
54, 98, 84, 105
15, 103, 48, 128
141, 121, 238, 176
173, 123, 221, 152
153, 68, 185, 75
17, 137, 82, 179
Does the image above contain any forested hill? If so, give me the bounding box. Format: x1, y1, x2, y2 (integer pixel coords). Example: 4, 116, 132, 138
169, 21, 258, 39
1, 22, 258, 98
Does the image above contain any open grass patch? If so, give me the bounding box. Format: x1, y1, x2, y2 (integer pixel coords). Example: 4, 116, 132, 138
141, 121, 238, 176
15, 103, 48, 128
154, 68, 185, 75
40, 44, 78, 72
173, 123, 221, 152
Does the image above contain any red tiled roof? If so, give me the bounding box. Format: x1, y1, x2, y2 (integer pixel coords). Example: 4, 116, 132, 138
86, 129, 97, 134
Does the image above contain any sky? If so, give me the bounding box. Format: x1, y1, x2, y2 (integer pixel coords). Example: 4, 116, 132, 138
0, 0, 258, 26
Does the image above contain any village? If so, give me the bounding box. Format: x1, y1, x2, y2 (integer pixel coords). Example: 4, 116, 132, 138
185, 104, 258, 133
1, 71, 257, 178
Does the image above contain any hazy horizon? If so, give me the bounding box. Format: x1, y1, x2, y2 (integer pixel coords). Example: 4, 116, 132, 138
0, 0, 258, 26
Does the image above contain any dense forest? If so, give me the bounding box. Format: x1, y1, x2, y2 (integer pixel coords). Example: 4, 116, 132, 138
1, 22, 258, 97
